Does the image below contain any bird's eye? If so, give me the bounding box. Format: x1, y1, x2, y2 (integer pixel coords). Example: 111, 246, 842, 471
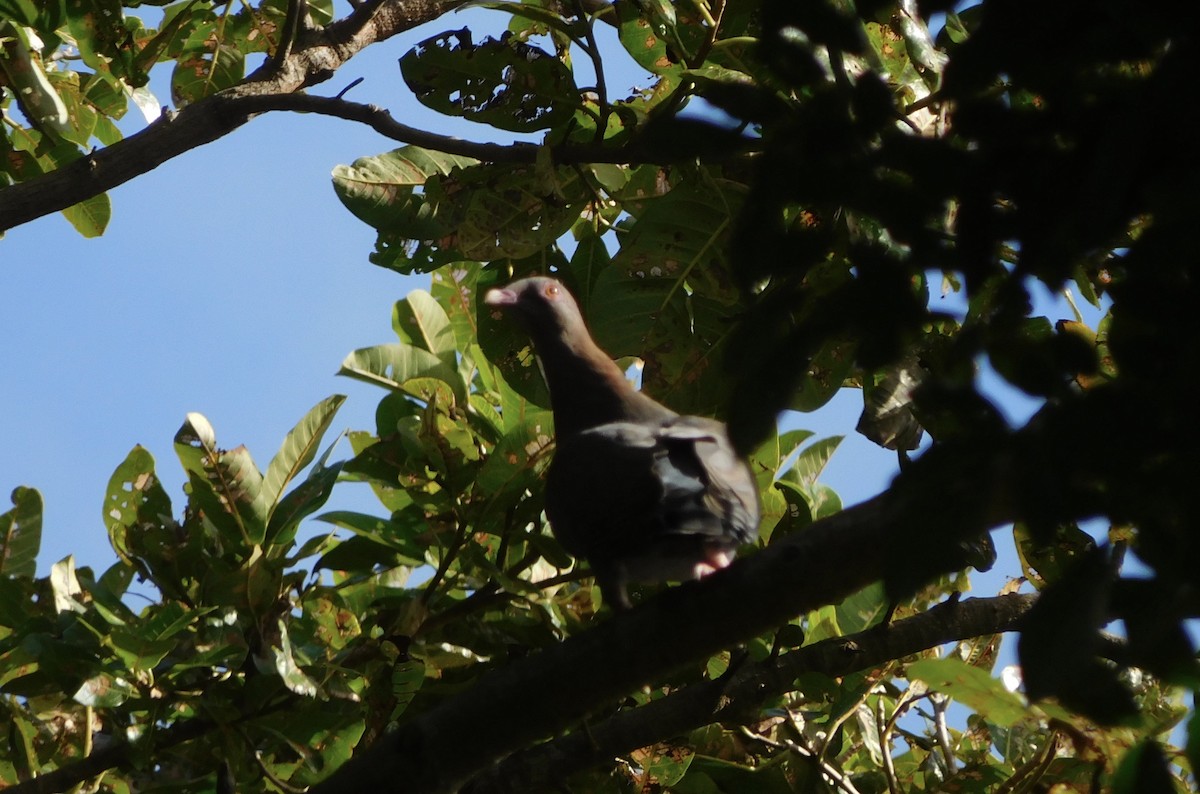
544, 284, 559, 298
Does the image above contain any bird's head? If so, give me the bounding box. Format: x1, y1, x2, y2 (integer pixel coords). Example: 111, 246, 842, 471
483, 277, 586, 342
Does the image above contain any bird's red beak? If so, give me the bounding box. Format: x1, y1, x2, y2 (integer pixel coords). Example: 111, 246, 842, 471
484, 287, 518, 306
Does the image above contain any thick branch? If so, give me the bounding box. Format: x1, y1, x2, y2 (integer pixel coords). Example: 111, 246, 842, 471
462, 592, 1038, 793
0, 0, 456, 233
309, 481, 1016, 794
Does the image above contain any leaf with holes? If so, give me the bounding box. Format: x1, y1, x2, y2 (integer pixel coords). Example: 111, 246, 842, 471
400, 28, 578, 132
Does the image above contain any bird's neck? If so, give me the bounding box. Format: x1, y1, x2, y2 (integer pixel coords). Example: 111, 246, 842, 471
534, 331, 673, 438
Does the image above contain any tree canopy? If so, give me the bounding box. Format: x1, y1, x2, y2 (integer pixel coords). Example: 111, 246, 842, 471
1, 0, 1197, 792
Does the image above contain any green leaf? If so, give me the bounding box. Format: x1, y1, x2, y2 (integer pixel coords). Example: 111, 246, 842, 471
1013, 522, 1097, 590
609, 180, 744, 306
586, 267, 684, 361
0, 0, 39, 25
835, 582, 888, 634
455, 164, 584, 260
564, 232, 611, 305
393, 291, 456, 363
617, 1, 683, 76
0, 640, 40, 689
400, 28, 578, 132
314, 534, 407, 573
170, 44, 244, 105
1111, 740, 1175, 794
219, 445, 270, 545
73, 672, 134, 708
266, 459, 343, 548
942, 11, 970, 44
61, 192, 111, 237
262, 395, 347, 512
255, 707, 366, 786
173, 411, 217, 476
271, 618, 320, 697
339, 343, 469, 407
108, 629, 178, 672
640, 745, 694, 787
314, 511, 425, 563
430, 262, 483, 353
906, 657, 1028, 727
790, 435, 843, 486
1, 23, 71, 136
49, 556, 84, 614
0, 486, 42, 578
173, 413, 269, 546
475, 415, 553, 510
748, 429, 813, 542
776, 435, 845, 522
65, 0, 143, 84
331, 146, 478, 236
390, 656, 425, 722
102, 445, 175, 580
791, 339, 856, 412
307, 595, 361, 651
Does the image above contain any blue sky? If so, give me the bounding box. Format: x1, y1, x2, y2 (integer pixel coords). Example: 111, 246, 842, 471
2, 2, 1084, 602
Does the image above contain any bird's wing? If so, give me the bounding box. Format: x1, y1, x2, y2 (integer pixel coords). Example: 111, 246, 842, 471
657, 416, 760, 546
545, 419, 760, 563
544, 422, 664, 561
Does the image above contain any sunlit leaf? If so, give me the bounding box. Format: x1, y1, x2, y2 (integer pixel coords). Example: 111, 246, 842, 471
332, 146, 478, 236
73, 672, 134, 708
339, 343, 468, 406
262, 395, 346, 513
271, 618, 320, 697
906, 657, 1028, 727
0, 486, 41, 578
49, 556, 84, 615
61, 192, 111, 237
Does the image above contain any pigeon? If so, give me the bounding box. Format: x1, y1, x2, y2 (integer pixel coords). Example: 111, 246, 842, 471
484, 276, 760, 609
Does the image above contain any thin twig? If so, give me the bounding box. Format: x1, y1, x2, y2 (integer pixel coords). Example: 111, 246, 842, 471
271, 0, 307, 70
875, 694, 900, 794
336, 76, 365, 99
741, 724, 864, 794
817, 667, 888, 772
233, 93, 760, 164
570, 0, 610, 142
930, 691, 957, 776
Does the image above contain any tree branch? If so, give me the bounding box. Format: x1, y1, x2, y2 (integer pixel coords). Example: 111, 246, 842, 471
0, 0, 458, 233
0, 0, 763, 234
6, 718, 214, 794
232, 93, 760, 163
462, 592, 1037, 793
